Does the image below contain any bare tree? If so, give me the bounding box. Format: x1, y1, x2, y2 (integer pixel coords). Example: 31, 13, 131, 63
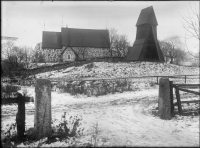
32, 43, 46, 64
158, 40, 172, 63
2, 40, 33, 76
109, 28, 130, 57
2, 40, 23, 70
114, 34, 130, 57
159, 36, 188, 64
109, 28, 118, 57
179, 1, 199, 59
2, 40, 15, 61
165, 35, 182, 63
173, 47, 188, 65
18, 46, 33, 68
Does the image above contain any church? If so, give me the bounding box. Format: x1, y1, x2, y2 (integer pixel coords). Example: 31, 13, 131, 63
41, 27, 111, 62
40, 6, 164, 63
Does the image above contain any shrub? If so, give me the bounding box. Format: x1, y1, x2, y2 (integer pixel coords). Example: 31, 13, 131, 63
1, 112, 84, 147
1, 84, 21, 98
52, 78, 155, 97
51, 112, 84, 140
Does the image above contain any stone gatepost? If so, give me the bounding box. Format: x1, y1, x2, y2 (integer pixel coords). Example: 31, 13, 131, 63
158, 77, 171, 120
34, 79, 52, 139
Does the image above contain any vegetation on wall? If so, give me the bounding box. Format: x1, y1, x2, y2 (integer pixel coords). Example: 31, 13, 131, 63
52, 79, 153, 97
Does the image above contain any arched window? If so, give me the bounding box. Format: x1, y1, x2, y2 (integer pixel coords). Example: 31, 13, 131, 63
68, 54, 71, 59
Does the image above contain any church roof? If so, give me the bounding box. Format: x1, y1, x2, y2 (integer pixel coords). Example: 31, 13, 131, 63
61, 28, 110, 48
42, 28, 110, 49
136, 6, 158, 26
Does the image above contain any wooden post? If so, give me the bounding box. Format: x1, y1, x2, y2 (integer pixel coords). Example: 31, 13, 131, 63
91, 81, 94, 96
169, 81, 174, 114
16, 93, 25, 139
34, 79, 52, 139
112, 82, 115, 94
185, 75, 186, 83
175, 85, 182, 115
157, 76, 158, 84
158, 78, 171, 120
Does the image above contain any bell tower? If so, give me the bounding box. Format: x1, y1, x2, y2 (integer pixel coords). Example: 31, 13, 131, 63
126, 6, 164, 62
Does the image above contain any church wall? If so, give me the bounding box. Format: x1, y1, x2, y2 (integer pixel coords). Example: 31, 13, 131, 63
39, 43, 115, 62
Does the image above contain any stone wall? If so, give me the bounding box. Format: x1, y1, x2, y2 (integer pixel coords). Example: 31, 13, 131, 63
42, 47, 113, 62
38, 42, 120, 62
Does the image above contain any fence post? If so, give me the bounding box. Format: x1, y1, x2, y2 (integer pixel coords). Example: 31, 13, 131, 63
169, 81, 174, 114
34, 79, 52, 139
112, 82, 115, 94
175, 85, 182, 115
16, 93, 25, 139
185, 75, 186, 83
158, 77, 171, 120
157, 76, 158, 84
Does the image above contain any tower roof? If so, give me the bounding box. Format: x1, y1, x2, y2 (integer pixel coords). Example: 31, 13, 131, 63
136, 6, 158, 26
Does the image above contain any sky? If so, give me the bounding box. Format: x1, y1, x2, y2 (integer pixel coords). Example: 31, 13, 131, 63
2, 1, 199, 53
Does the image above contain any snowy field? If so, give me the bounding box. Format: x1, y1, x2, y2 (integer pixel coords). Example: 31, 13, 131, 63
1, 62, 199, 147
35, 62, 199, 79
1, 85, 199, 147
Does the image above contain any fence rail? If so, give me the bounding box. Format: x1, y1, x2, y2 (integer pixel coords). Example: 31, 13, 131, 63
48, 74, 199, 84
1, 97, 34, 105
1, 93, 34, 138
1, 74, 199, 87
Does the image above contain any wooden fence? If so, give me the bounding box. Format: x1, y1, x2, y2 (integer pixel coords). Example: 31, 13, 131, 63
1, 96, 34, 105
2, 93, 34, 138
169, 81, 200, 115
47, 74, 199, 84
1, 78, 35, 86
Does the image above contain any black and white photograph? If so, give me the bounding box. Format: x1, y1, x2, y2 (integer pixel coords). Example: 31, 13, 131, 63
1, 1, 199, 147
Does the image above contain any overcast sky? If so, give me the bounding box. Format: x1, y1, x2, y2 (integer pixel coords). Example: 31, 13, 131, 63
2, 1, 199, 53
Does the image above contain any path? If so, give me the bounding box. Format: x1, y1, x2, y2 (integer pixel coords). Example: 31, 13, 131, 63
1, 86, 199, 146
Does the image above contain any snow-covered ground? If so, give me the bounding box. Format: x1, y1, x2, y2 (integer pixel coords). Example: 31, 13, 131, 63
1, 62, 199, 147
27, 63, 58, 69
35, 62, 199, 79
1, 85, 199, 147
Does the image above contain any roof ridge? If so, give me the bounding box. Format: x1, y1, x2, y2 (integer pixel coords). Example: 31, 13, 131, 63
62, 27, 108, 31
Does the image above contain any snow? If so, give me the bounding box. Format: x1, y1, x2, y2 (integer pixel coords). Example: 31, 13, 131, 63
1, 85, 199, 147
1, 62, 199, 146
27, 63, 58, 69
35, 62, 199, 82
